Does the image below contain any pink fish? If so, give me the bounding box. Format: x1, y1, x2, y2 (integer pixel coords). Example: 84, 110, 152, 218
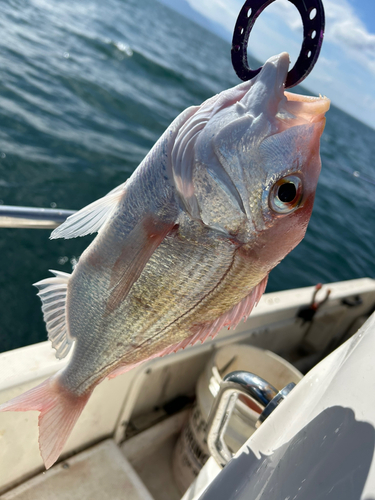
0, 53, 329, 468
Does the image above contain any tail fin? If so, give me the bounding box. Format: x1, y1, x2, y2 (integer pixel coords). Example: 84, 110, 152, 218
0, 376, 91, 469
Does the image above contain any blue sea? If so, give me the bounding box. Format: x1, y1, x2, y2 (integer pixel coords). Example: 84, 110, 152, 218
0, 0, 374, 352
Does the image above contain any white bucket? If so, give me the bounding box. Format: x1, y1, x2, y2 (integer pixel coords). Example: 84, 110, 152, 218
172, 344, 303, 494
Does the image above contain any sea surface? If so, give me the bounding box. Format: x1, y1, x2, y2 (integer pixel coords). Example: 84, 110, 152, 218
0, 0, 374, 352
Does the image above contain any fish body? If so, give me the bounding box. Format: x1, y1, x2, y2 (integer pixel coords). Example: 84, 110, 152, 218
0, 53, 330, 468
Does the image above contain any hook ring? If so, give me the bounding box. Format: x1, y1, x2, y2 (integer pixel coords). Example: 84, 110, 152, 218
231, 0, 325, 88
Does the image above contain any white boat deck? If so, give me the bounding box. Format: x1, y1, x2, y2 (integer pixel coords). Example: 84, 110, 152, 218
1, 278, 375, 499
2, 410, 187, 500
2, 440, 153, 500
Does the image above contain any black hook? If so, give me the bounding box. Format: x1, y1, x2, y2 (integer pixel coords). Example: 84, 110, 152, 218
231, 0, 325, 88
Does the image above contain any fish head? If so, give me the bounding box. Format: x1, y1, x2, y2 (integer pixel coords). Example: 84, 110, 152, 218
178, 52, 329, 266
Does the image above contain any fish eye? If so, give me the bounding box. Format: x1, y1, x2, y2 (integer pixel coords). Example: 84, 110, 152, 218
269, 175, 303, 214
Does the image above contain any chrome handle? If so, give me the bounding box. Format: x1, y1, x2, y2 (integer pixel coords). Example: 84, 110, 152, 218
207, 370, 295, 467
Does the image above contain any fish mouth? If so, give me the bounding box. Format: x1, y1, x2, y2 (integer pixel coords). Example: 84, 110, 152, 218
267, 52, 330, 127
247, 53, 330, 127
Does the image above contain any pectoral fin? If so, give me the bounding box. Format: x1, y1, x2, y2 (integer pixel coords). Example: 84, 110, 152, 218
105, 214, 176, 315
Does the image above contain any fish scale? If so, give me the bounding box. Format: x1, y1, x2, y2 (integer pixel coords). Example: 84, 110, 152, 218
63, 219, 236, 393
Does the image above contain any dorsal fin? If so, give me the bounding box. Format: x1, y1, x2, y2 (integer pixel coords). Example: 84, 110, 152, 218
50, 184, 126, 240
33, 270, 73, 359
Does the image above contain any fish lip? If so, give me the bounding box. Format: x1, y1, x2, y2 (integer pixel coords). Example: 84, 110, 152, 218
261, 52, 290, 93
274, 52, 290, 86
284, 91, 330, 109
284, 91, 331, 123
238, 52, 291, 118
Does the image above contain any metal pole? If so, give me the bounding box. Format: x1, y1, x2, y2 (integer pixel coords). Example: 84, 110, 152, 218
0, 205, 75, 229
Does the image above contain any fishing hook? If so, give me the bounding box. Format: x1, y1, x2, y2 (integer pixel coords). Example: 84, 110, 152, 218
232, 0, 325, 88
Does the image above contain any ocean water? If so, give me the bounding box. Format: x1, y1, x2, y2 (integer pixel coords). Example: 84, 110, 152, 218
0, 0, 374, 352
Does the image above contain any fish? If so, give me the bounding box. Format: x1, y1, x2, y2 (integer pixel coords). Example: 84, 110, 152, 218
0, 52, 330, 469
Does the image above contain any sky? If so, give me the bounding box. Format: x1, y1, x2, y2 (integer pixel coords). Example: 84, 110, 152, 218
184, 0, 375, 129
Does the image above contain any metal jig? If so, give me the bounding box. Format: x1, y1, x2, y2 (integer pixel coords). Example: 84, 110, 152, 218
232, 0, 325, 88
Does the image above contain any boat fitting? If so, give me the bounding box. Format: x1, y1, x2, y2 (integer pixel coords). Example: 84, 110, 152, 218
207, 370, 295, 467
